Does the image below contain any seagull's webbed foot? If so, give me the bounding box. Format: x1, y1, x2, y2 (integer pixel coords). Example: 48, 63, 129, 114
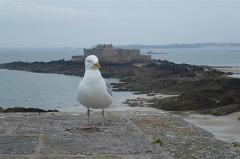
80, 123, 93, 129
95, 123, 105, 129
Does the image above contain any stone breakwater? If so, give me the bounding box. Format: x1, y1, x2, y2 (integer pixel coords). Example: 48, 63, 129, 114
0, 110, 239, 159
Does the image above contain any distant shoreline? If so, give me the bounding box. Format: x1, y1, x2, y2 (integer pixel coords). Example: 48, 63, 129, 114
212, 66, 240, 74
117, 42, 240, 49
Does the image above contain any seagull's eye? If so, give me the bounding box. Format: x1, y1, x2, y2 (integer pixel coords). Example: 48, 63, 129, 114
87, 60, 92, 63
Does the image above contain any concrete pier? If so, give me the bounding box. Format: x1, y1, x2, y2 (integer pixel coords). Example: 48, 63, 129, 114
0, 110, 239, 159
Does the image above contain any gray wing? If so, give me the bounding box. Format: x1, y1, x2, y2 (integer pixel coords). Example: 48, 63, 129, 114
105, 79, 112, 96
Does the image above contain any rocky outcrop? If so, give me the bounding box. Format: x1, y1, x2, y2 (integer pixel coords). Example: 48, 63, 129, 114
0, 107, 58, 113
1, 59, 240, 116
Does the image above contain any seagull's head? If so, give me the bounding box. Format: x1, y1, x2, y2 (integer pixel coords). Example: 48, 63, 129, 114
85, 55, 100, 70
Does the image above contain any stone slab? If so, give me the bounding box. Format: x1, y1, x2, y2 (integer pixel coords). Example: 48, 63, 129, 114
0, 111, 239, 159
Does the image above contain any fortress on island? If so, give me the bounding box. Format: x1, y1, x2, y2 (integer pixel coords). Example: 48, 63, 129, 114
72, 44, 151, 64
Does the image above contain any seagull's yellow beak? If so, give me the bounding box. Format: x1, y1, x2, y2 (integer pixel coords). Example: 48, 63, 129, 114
94, 62, 100, 69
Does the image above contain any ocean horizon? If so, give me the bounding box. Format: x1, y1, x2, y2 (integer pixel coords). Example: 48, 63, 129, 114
1, 46, 240, 66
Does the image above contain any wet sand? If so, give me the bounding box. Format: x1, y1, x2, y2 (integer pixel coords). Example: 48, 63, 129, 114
214, 67, 240, 74
181, 111, 240, 143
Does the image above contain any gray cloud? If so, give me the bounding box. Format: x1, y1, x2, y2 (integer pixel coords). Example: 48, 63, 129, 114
0, 0, 240, 47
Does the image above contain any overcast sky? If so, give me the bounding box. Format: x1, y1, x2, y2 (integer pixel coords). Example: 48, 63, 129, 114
0, 0, 240, 47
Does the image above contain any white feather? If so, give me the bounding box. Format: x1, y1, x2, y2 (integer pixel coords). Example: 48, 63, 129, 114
76, 56, 113, 109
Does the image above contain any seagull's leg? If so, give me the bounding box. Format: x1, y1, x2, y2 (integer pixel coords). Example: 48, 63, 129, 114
80, 107, 91, 129
87, 107, 90, 126
101, 107, 104, 127
95, 106, 105, 129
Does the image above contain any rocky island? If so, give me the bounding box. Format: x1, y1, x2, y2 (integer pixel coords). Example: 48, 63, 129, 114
0, 44, 240, 116
0, 45, 240, 158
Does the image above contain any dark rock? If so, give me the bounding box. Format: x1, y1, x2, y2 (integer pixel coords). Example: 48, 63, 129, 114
0, 107, 58, 113
232, 142, 240, 147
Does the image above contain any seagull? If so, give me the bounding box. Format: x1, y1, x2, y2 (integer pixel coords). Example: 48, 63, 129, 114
76, 55, 113, 128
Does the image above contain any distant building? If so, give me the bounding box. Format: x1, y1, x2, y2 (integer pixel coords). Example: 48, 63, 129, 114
72, 44, 151, 64
71, 55, 83, 62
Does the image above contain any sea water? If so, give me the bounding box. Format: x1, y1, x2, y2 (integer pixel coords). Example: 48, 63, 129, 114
142, 46, 240, 66
0, 46, 240, 110
0, 47, 83, 64
1, 46, 240, 66
0, 69, 147, 111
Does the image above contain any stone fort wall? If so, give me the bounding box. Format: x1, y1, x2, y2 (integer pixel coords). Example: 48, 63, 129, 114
72, 45, 151, 64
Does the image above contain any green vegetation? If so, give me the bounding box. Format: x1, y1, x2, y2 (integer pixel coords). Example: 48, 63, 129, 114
232, 142, 240, 148
152, 138, 164, 146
